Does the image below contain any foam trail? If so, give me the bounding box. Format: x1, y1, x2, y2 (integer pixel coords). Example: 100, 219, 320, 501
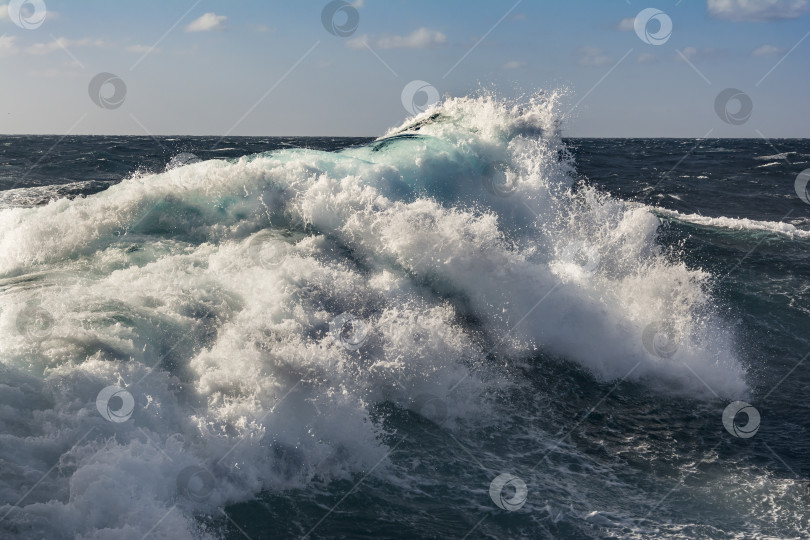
0, 93, 747, 538
655, 208, 810, 239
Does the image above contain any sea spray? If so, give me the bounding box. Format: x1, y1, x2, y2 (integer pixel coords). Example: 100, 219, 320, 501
0, 93, 748, 538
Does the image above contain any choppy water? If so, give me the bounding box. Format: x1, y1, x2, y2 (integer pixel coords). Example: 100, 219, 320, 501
0, 94, 808, 539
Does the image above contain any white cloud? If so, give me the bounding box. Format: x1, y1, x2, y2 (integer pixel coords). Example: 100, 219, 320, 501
752, 43, 784, 56
252, 23, 272, 33
707, 0, 810, 21
636, 52, 656, 63
675, 46, 720, 61
185, 12, 226, 32
376, 27, 447, 49
617, 17, 635, 31
347, 27, 446, 49
502, 60, 526, 69
126, 44, 158, 54
25, 37, 104, 55
0, 34, 18, 56
578, 46, 612, 66
346, 34, 369, 49
0, 4, 7, 21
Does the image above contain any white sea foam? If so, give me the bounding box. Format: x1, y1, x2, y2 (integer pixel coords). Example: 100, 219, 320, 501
0, 93, 749, 538
656, 208, 810, 239
753, 152, 793, 161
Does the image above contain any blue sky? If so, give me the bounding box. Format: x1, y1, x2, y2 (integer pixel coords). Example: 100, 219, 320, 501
0, 0, 808, 137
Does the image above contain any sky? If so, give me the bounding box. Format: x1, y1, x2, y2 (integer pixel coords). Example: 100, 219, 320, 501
0, 0, 808, 137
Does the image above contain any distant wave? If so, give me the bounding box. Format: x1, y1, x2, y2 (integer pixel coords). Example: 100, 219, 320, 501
753, 152, 794, 161
0, 179, 113, 209
656, 208, 810, 239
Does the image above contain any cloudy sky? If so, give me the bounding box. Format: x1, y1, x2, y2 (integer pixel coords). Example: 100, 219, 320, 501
0, 0, 808, 137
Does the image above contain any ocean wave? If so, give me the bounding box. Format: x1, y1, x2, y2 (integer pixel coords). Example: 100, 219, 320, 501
0, 93, 748, 538
655, 208, 810, 239
753, 152, 794, 161
0, 180, 114, 209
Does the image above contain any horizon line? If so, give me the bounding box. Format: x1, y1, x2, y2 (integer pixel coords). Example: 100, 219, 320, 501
0, 133, 807, 140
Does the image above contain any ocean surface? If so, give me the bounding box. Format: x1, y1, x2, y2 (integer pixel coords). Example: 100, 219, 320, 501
0, 95, 808, 539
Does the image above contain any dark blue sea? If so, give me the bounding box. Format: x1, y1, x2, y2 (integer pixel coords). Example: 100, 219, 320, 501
0, 96, 808, 539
